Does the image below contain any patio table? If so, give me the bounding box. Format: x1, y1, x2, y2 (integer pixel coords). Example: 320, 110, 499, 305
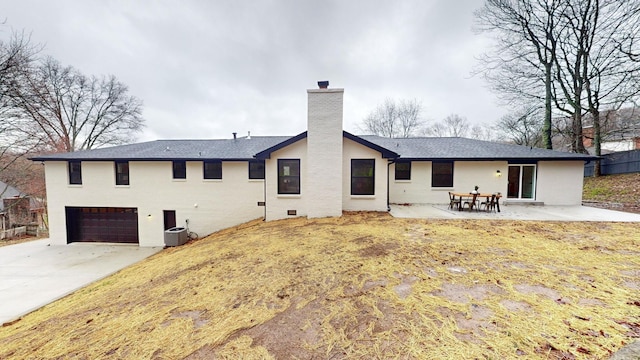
451, 192, 501, 212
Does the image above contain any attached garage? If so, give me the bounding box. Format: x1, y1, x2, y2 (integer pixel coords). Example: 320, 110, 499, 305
65, 207, 139, 244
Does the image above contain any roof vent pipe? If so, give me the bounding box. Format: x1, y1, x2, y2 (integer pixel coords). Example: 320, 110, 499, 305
317, 80, 329, 89
232, 132, 237, 140
247, 131, 251, 140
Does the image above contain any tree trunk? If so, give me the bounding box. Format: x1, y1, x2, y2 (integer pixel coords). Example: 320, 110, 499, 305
592, 109, 602, 177
543, 63, 553, 149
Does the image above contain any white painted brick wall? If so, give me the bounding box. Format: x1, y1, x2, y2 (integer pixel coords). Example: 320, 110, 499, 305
306, 88, 344, 218
264, 139, 308, 221
44, 160, 265, 247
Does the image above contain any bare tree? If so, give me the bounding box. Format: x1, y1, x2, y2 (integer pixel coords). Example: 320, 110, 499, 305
0, 30, 41, 198
469, 123, 498, 141
10, 57, 144, 152
582, 1, 640, 173
424, 114, 471, 137
475, 0, 563, 150
476, 0, 640, 164
360, 98, 424, 138
494, 106, 544, 147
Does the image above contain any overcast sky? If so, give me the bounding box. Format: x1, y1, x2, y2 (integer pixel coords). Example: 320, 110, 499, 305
2, 0, 505, 142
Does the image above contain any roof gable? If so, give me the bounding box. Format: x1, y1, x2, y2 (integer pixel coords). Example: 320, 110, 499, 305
253, 131, 399, 160
343, 132, 398, 158
254, 132, 308, 160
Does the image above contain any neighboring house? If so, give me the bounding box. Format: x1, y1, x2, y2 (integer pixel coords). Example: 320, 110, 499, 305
0, 181, 44, 231
583, 125, 640, 153
579, 108, 640, 154
32, 82, 596, 247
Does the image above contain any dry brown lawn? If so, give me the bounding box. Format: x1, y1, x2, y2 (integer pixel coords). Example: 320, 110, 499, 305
0, 212, 639, 359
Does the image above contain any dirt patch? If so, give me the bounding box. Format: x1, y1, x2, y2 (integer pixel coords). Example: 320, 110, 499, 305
170, 310, 209, 329
392, 274, 419, 299
500, 299, 532, 312
437, 305, 498, 343
359, 242, 398, 257
514, 284, 562, 301
186, 297, 325, 359
578, 298, 607, 307
432, 283, 504, 304
622, 281, 640, 290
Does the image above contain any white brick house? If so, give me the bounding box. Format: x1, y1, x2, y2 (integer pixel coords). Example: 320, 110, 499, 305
33, 82, 596, 247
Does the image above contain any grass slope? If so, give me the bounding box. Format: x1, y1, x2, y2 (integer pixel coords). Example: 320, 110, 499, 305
0, 213, 639, 359
583, 173, 640, 213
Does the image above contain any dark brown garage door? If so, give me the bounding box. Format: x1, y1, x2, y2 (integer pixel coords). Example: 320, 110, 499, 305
65, 207, 139, 244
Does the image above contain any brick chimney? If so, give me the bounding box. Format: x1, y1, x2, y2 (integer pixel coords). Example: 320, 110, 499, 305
306, 81, 344, 218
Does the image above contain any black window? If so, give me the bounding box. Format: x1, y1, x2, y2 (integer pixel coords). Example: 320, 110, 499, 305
249, 160, 265, 179
115, 161, 129, 185
351, 159, 375, 195
395, 160, 411, 180
69, 161, 82, 185
432, 161, 453, 187
278, 159, 300, 194
173, 161, 186, 179
203, 160, 222, 179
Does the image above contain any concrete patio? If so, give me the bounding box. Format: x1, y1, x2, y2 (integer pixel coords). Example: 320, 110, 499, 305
390, 203, 640, 222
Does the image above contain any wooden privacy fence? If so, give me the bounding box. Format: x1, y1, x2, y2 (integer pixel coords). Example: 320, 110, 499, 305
584, 149, 640, 176
0, 226, 27, 240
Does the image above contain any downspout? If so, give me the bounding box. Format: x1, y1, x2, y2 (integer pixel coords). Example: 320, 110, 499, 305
387, 159, 395, 211
263, 161, 267, 221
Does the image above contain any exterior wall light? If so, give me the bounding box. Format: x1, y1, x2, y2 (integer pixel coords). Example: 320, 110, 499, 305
496, 170, 502, 177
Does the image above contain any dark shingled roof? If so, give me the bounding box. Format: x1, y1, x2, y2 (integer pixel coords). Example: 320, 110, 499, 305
361, 136, 597, 161
30, 136, 293, 161
31, 134, 597, 162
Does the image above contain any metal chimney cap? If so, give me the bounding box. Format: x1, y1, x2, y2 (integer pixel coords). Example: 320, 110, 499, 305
317, 81, 329, 89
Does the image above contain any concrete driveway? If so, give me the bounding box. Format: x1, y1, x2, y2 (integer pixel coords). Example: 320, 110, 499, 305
0, 239, 162, 325
390, 203, 640, 222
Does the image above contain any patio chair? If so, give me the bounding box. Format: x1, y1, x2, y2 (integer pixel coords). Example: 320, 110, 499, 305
448, 192, 461, 210
462, 193, 479, 211
480, 194, 497, 212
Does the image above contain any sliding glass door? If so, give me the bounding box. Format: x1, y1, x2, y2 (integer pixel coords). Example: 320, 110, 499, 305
507, 165, 536, 199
